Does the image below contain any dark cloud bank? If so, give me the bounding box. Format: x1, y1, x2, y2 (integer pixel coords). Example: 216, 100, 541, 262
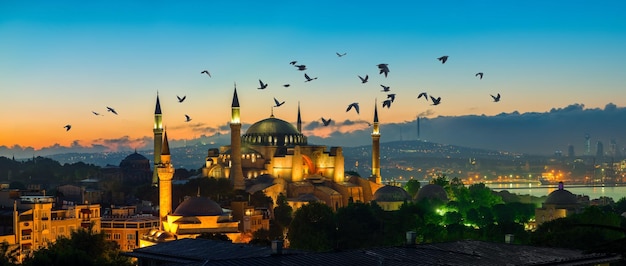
3, 103, 626, 158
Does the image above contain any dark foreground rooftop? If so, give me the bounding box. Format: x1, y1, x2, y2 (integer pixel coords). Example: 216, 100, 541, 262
127, 238, 621, 266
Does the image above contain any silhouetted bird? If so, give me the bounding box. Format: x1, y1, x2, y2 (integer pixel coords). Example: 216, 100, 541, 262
417, 92, 428, 101
430, 96, 442, 105
437, 56, 449, 64
201, 70, 211, 77
377, 64, 389, 77
321, 117, 332, 126
177, 95, 186, 103
358, 75, 369, 84
283, 84, 290, 87
476, 72, 483, 79
491, 93, 501, 102
346, 102, 360, 114
382, 99, 392, 108
92, 111, 101, 116
336, 52, 347, 57
185, 114, 192, 122
304, 73, 317, 82
380, 85, 391, 92
106, 107, 118, 115
294, 65, 306, 71
64, 124, 71, 131
290, 61, 297, 65
387, 93, 396, 102
258, 79, 268, 90
274, 97, 285, 107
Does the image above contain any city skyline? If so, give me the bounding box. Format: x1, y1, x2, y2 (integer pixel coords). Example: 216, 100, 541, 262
1, 1, 625, 154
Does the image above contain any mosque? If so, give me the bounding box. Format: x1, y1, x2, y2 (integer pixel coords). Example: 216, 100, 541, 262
142, 88, 391, 245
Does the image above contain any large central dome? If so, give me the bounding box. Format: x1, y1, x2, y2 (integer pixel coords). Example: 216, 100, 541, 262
242, 116, 307, 146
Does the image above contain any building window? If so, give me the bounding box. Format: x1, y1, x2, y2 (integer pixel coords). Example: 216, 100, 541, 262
113, 233, 121, 240
127, 234, 134, 240
105, 233, 111, 240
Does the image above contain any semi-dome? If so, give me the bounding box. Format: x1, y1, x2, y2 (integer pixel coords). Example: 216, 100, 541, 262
242, 116, 307, 146
545, 188, 578, 205
374, 185, 412, 202
172, 196, 223, 216
415, 184, 449, 202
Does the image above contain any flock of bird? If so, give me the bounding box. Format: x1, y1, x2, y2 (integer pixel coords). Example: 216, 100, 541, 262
63, 53, 500, 133
244, 52, 500, 127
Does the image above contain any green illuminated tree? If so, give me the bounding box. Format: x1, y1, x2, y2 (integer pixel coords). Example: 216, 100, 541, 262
288, 202, 335, 251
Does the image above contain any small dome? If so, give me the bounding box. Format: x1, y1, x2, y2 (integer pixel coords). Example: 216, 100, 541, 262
172, 196, 223, 216
121, 151, 149, 162
242, 116, 307, 146
374, 186, 411, 202
415, 184, 449, 202
545, 188, 578, 205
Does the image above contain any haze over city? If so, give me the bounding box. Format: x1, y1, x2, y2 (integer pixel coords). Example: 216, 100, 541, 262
1, 1, 625, 158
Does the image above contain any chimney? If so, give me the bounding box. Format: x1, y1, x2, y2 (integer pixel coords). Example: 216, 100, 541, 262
406, 231, 416, 245
271, 240, 283, 255
505, 234, 515, 244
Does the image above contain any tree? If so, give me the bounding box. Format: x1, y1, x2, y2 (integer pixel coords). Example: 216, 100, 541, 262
404, 179, 421, 198
335, 202, 383, 249
0, 241, 18, 266
288, 202, 335, 251
273, 193, 293, 230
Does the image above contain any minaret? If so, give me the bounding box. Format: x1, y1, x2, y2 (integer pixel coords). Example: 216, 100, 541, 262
158, 130, 174, 222
371, 102, 381, 184
297, 101, 302, 133
230, 86, 245, 190
152, 94, 163, 186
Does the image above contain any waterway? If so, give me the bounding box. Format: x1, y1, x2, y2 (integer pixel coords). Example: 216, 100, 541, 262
488, 183, 626, 201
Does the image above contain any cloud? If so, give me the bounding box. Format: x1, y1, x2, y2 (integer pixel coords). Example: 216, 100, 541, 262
5, 103, 626, 158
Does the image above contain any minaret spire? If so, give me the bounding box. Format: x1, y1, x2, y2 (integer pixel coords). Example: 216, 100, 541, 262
152, 93, 164, 186
371, 100, 381, 184
158, 129, 175, 225
297, 101, 302, 133
230, 84, 245, 190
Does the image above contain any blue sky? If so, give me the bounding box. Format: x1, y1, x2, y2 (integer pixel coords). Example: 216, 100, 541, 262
1, 1, 625, 153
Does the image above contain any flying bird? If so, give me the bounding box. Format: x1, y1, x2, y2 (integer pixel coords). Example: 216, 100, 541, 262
294, 65, 307, 71
283, 84, 290, 87
377, 64, 389, 77
476, 72, 484, 79
491, 93, 501, 102
382, 99, 392, 108
336, 52, 347, 57
304, 73, 317, 82
106, 107, 118, 115
290, 61, 297, 65
346, 102, 360, 114
177, 95, 186, 103
258, 79, 268, 90
437, 56, 449, 64
321, 117, 332, 126
387, 93, 396, 102
274, 97, 285, 107
430, 96, 442, 105
201, 70, 211, 77
185, 114, 192, 122
92, 111, 102, 116
64, 124, 71, 131
380, 85, 391, 92
417, 92, 428, 101
358, 75, 369, 84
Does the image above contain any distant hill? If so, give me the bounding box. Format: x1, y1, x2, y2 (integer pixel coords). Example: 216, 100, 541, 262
42, 140, 532, 172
